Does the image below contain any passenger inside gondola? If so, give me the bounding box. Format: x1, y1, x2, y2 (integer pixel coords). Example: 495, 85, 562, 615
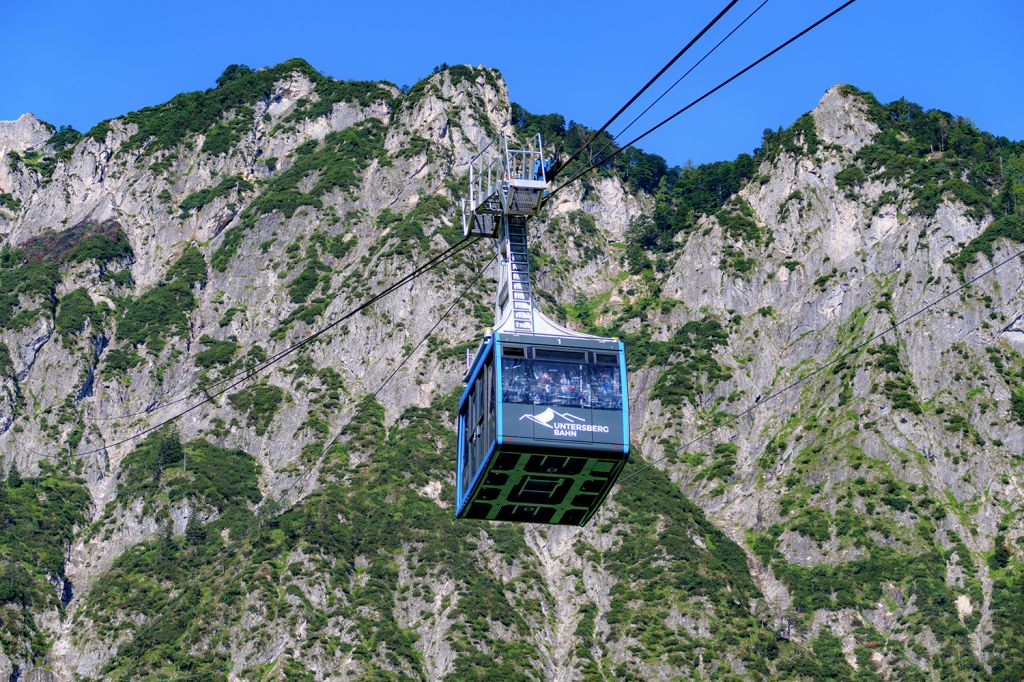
595, 370, 621, 409
502, 358, 531, 403
501, 352, 622, 410
537, 369, 554, 400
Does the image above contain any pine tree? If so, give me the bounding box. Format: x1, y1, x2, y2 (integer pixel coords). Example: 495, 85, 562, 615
0, 475, 9, 527
990, 535, 1011, 571
157, 521, 176, 569
154, 431, 184, 482
185, 515, 206, 546
7, 461, 21, 488
157, 432, 184, 468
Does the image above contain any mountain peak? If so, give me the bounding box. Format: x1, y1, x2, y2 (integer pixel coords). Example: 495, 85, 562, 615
0, 113, 51, 154
810, 83, 880, 152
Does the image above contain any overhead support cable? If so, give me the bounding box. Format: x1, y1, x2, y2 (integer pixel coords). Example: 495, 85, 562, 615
619, 244, 1024, 486
22, 236, 481, 461
548, 0, 741, 181
547, 0, 860, 201
587, 0, 771, 168
91, 236, 477, 423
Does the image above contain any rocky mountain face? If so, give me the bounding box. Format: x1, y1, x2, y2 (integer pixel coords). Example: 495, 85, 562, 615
0, 59, 1022, 681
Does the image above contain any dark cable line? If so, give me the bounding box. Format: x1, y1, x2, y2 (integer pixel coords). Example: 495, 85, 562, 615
274, 254, 495, 506
90, 237, 475, 423
587, 0, 771, 170
28, 237, 481, 461
548, 0, 859, 201
618, 245, 1024, 487
547, 0, 740, 181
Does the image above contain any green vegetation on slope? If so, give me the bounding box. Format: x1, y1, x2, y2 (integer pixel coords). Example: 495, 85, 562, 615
17, 220, 133, 270
649, 316, 733, 409
8, 150, 57, 179
583, 461, 777, 678
112, 430, 262, 517
195, 335, 239, 368
179, 175, 253, 215
990, 559, 1024, 681
76, 389, 775, 681
619, 109, 819, 274
81, 396, 546, 680
0, 221, 132, 332
616, 86, 1024, 279
841, 85, 1024, 220
836, 85, 1024, 274
46, 124, 82, 152
0, 247, 59, 329
0, 192, 21, 212
948, 214, 1024, 274
869, 343, 923, 414
201, 107, 254, 156
372, 193, 461, 260
227, 383, 286, 435
89, 60, 380, 155
0, 466, 90, 661
54, 288, 102, 344
114, 244, 206, 354
624, 154, 757, 270
211, 118, 386, 270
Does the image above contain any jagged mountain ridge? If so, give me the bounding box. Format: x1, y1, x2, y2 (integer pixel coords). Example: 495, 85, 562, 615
0, 59, 1022, 680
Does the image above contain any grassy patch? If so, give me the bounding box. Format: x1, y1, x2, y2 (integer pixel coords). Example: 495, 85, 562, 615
0, 192, 20, 211
179, 175, 253, 215
649, 316, 733, 408
201, 107, 253, 156
114, 245, 206, 354
869, 343, 923, 414
947, 214, 1024, 275
194, 336, 238, 368
114, 430, 262, 515
228, 383, 286, 435
55, 288, 101, 344
0, 246, 62, 327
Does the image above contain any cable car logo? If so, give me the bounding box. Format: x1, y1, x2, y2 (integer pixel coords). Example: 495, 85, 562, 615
520, 407, 583, 427
520, 408, 610, 437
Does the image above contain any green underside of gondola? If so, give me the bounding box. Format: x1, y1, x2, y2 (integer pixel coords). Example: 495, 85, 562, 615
457, 446, 627, 526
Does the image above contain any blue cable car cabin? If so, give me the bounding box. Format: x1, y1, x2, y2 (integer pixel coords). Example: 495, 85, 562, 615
456, 131, 630, 525
456, 332, 629, 526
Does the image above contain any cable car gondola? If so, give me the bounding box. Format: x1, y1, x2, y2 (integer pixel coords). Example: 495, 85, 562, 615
456, 134, 630, 526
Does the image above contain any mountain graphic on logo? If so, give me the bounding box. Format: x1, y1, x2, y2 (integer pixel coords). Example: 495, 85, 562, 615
519, 407, 586, 429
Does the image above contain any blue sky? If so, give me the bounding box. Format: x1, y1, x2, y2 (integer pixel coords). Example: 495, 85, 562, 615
1, 0, 1020, 166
